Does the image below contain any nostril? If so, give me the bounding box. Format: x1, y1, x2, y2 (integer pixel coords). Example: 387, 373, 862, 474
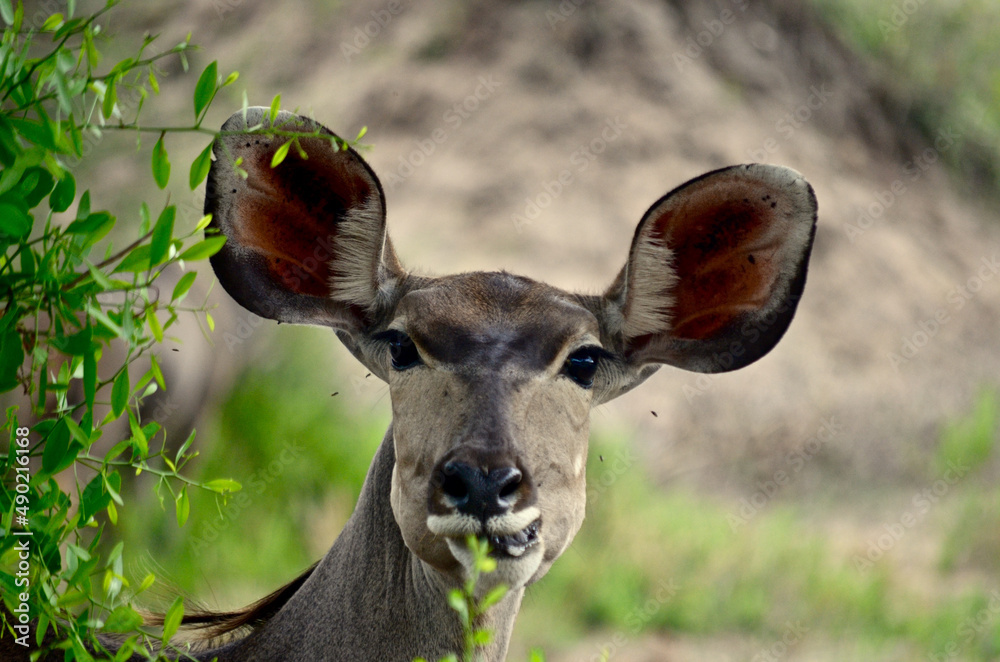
441, 467, 470, 504
497, 468, 522, 500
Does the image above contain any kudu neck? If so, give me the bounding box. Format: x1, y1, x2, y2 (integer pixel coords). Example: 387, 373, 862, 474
205, 426, 523, 662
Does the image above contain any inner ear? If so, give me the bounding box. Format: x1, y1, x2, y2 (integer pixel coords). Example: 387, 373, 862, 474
611, 164, 817, 373
207, 108, 403, 331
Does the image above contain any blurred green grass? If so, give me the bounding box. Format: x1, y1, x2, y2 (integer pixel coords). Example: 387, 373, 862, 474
117, 327, 387, 603
517, 428, 999, 659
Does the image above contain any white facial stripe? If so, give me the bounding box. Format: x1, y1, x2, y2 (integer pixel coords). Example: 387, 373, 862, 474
485, 506, 541, 536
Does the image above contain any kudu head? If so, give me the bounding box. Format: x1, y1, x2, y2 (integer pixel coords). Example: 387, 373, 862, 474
206, 108, 816, 594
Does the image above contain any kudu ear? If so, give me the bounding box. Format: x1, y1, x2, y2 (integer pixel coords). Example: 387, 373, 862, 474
206, 107, 403, 333
598, 164, 816, 391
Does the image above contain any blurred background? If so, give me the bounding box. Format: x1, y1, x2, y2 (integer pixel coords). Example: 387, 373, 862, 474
62, 0, 1000, 659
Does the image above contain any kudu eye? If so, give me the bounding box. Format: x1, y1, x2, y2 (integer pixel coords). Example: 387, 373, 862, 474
383, 331, 422, 371
564, 347, 602, 388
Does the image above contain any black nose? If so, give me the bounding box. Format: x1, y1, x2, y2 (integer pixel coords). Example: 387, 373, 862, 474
436, 462, 523, 519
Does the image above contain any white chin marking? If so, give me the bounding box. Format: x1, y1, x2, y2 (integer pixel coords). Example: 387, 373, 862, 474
446, 538, 544, 594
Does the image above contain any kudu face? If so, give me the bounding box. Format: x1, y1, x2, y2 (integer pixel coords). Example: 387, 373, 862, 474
206, 109, 817, 593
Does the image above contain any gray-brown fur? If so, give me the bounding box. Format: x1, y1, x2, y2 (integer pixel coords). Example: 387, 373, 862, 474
7, 109, 816, 661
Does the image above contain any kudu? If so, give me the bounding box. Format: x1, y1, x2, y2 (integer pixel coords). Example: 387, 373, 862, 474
6, 107, 817, 661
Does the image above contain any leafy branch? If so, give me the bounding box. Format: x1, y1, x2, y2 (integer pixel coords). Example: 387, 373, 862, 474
0, 2, 253, 659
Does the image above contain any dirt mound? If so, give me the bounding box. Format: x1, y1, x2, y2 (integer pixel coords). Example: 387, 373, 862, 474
122, 0, 997, 487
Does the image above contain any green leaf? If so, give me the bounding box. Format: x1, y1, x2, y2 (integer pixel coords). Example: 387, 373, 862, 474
111, 369, 129, 419
147, 308, 164, 343
271, 140, 291, 168
139, 201, 152, 233
41, 418, 70, 474
479, 584, 508, 611
19, 166, 55, 206
0, 202, 31, 238
40, 13, 63, 31
150, 205, 175, 266
83, 349, 96, 410
171, 271, 197, 302
65, 211, 114, 236
268, 93, 281, 124
447, 589, 469, 623
0, 0, 13, 26
203, 478, 241, 494
222, 70, 239, 87
161, 596, 184, 644
112, 245, 151, 273
175, 487, 189, 527
128, 410, 148, 457
189, 142, 213, 190
138, 573, 156, 593
76, 189, 91, 220
103, 605, 142, 634
80, 473, 112, 522
64, 413, 90, 446
150, 355, 166, 390
0, 322, 24, 393
104, 471, 123, 506
175, 428, 196, 463
152, 134, 170, 189
193, 60, 218, 119
476, 555, 497, 574
86, 262, 114, 290
49, 326, 93, 356
178, 236, 226, 262
50, 172, 76, 212
102, 75, 118, 120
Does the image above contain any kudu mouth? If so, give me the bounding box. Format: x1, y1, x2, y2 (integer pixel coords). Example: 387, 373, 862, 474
426, 454, 542, 559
